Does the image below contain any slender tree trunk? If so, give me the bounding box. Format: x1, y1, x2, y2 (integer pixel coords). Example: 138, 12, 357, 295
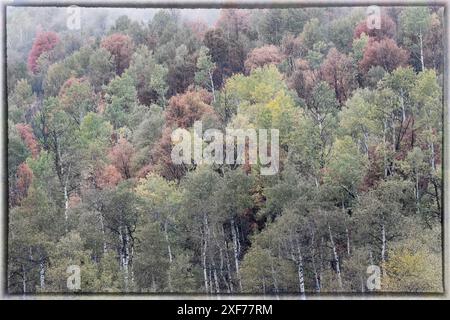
214, 227, 230, 292
415, 170, 421, 214
119, 227, 130, 291
164, 220, 173, 292
39, 260, 45, 290
231, 217, 242, 292
346, 227, 351, 256
99, 212, 107, 254
202, 214, 209, 294
209, 70, 216, 103
212, 258, 220, 294
63, 163, 71, 233
222, 225, 234, 293
22, 264, 26, 294
383, 120, 388, 177
310, 228, 321, 293
381, 223, 386, 266
295, 239, 305, 296
63, 184, 69, 232
400, 90, 405, 123
328, 224, 343, 290
419, 32, 425, 71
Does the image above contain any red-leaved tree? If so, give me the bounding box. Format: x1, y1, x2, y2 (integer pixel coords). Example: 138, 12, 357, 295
165, 88, 214, 129
101, 33, 134, 75
353, 14, 397, 40
108, 138, 135, 179
359, 38, 409, 73
150, 127, 188, 181
15, 123, 40, 158
15, 162, 33, 204
27, 31, 59, 74
244, 45, 285, 73
95, 164, 123, 189
320, 48, 356, 105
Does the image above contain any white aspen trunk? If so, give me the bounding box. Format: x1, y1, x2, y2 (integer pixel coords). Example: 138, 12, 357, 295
119, 227, 129, 291
391, 118, 396, 174
415, 171, 421, 214
431, 141, 436, 171
64, 184, 69, 232
123, 232, 130, 292
289, 238, 305, 295
346, 227, 351, 256
164, 220, 173, 263
225, 249, 234, 293
236, 223, 242, 256
164, 220, 173, 292
381, 224, 386, 266
428, 123, 436, 171
209, 268, 213, 294
202, 215, 209, 294
329, 224, 343, 290
363, 131, 369, 157
118, 229, 124, 271
224, 243, 234, 293
130, 245, 135, 290
222, 225, 234, 293
383, 120, 388, 177
151, 274, 156, 293
39, 260, 45, 290
295, 240, 305, 296
230, 217, 242, 292
22, 264, 26, 294
392, 119, 396, 152
56, 138, 70, 233
310, 229, 321, 293
419, 32, 425, 71
214, 227, 230, 293
63, 163, 71, 233
209, 70, 216, 103
213, 263, 220, 294
400, 91, 405, 123
99, 212, 107, 254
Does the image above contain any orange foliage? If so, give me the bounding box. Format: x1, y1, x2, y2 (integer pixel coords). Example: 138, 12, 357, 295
244, 45, 285, 73
108, 138, 135, 179
15, 123, 40, 158
359, 38, 409, 72
16, 163, 33, 203
165, 88, 214, 129
95, 164, 123, 189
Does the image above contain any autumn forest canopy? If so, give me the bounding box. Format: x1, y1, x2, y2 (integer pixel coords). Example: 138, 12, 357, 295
6, 6, 444, 294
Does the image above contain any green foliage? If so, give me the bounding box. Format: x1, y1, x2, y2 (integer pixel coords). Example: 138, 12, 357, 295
104, 73, 138, 129
7, 7, 443, 294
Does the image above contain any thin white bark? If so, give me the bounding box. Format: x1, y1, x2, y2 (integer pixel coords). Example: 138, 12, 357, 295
231, 217, 242, 292
22, 264, 26, 294
381, 223, 386, 265
328, 224, 343, 290
419, 32, 425, 71
164, 220, 173, 292
39, 261, 45, 290
310, 228, 321, 293
202, 214, 209, 294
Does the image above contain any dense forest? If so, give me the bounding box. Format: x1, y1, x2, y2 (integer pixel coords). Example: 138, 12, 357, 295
7, 6, 444, 294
